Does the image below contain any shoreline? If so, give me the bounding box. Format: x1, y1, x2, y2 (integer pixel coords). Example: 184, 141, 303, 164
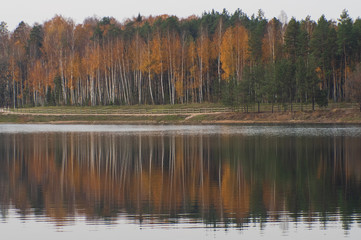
1, 108, 361, 125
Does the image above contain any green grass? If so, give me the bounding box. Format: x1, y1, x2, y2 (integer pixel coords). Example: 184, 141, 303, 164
7, 102, 360, 115
18, 102, 224, 110
0, 114, 23, 123
2, 102, 360, 124
0, 113, 187, 123
9, 102, 227, 115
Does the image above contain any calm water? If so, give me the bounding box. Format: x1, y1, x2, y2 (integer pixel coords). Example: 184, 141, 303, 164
1, 124, 361, 239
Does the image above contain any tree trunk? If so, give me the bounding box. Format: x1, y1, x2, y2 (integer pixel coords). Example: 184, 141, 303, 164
312, 97, 315, 111
148, 69, 154, 104
59, 57, 67, 105
13, 78, 15, 109
90, 76, 95, 106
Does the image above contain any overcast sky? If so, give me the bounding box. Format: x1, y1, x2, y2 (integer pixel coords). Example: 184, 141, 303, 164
1, 0, 361, 31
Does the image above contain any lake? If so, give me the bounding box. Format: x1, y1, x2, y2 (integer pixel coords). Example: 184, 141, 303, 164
1, 124, 361, 239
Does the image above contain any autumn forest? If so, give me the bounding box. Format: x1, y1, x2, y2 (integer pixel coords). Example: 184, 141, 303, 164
0, 9, 361, 108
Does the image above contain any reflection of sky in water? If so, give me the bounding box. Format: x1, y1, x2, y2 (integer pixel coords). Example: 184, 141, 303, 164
0, 209, 360, 240
1, 124, 361, 137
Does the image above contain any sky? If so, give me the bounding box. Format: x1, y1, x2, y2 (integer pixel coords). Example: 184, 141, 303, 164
1, 0, 361, 31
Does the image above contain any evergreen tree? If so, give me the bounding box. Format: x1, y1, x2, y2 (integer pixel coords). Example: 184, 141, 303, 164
337, 10, 355, 99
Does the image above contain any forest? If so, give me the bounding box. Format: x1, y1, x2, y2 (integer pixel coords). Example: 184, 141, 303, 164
0, 9, 361, 108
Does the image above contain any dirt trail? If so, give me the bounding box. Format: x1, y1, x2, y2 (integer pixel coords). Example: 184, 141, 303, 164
183, 112, 222, 121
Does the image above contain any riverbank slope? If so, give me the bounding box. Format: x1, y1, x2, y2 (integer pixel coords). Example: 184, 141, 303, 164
1, 108, 361, 124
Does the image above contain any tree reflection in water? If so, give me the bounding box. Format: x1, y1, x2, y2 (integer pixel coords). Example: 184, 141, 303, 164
0, 131, 360, 230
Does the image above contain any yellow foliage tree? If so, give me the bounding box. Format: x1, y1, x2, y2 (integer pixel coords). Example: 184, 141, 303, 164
220, 25, 249, 82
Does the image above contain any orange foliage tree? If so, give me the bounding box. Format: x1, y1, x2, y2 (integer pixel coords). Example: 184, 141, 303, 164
220, 25, 249, 83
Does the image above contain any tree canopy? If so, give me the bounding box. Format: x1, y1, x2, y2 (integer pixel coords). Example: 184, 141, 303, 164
0, 10, 360, 108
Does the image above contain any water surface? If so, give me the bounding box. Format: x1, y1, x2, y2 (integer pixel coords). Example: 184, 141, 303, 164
0, 124, 361, 239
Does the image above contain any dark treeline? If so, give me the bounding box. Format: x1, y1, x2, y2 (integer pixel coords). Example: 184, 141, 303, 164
0, 9, 361, 108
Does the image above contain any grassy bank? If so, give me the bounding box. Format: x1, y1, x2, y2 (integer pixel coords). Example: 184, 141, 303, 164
1, 106, 361, 124
195, 109, 361, 124
0, 113, 187, 124
6, 102, 358, 114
